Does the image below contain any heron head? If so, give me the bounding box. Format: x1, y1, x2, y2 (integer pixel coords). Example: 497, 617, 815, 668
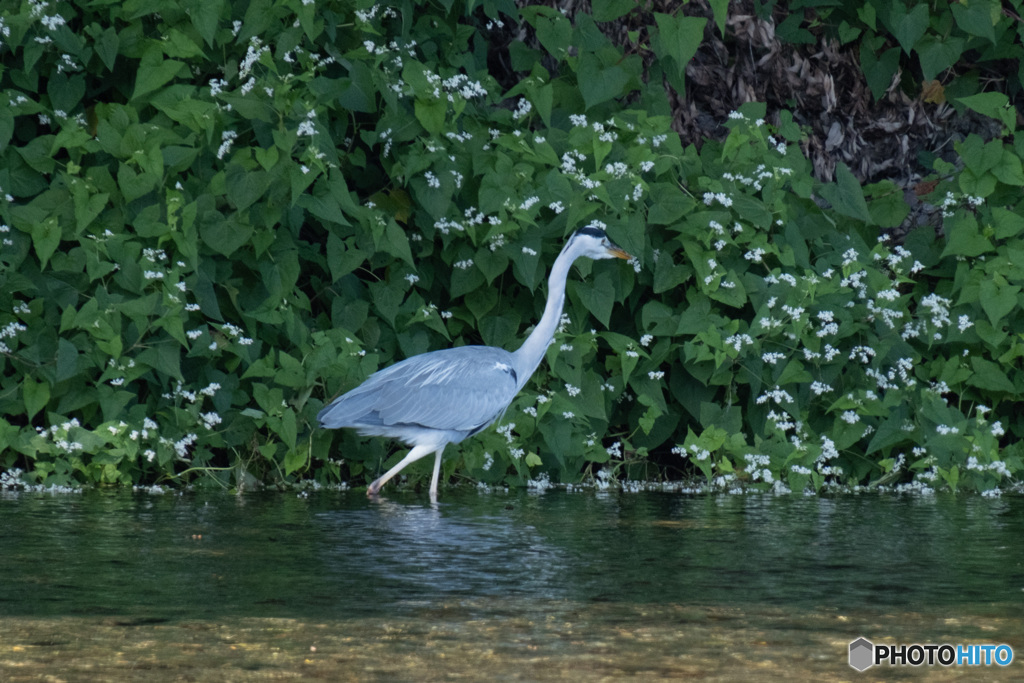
570, 225, 632, 261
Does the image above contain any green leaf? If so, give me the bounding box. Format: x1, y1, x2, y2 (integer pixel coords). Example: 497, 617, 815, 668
226, 166, 271, 211
414, 97, 446, 136
255, 146, 278, 172
916, 36, 964, 82
138, 343, 184, 381
31, 217, 61, 270
886, 3, 929, 55
523, 7, 572, 56
591, 0, 635, 21
653, 255, 690, 294
48, 72, 86, 114
183, 0, 224, 47
951, 1, 997, 43
647, 183, 696, 225
942, 212, 992, 258
338, 61, 376, 113
23, 377, 50, 420
297, 192, 350, 227
527, 80, 553, 128
475, 248, 509, 283
131, 47, 187, 101
993, 151, 1024, 186
480, 314, 519, 348
956, 134, 1002, 175
451, 263, 485, 298
577, 53, 630, 110
708, 0, 729, 36
284, 446, 306, 474
818, 162, 871, 222
651, 13, 706, 95
859, 44, 900, 100
837, 20, 861, 44
865, 181, 910, 228
979, 277, 1020, 328
200, 211, 254, 258
55, 338, 79, 383
117, 163, 157, 203
92, 25, 120, 71
968, 357, 1016, 394
277, 409, 298, 447
958, 167, 997, 197
992, 207, 1024, 239
0, 109, 12, 150
956, 92, 1015, 130
16, 136, 58, 174
571, 271, 615, 327
163, 28, 206, 59
326, 233, 365, 281
867, 410, 912, 455
731, 195, 772, 228
73, 188, 109, 234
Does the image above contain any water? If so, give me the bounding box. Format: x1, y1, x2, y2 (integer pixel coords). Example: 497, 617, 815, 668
2, 489, 1023, 680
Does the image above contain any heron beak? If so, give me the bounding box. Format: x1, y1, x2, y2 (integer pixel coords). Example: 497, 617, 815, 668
608, 245, 632, 260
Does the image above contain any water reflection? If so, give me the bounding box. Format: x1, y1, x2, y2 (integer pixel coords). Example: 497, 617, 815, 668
1, 490, 1022, 621
2, 490, 1024, 680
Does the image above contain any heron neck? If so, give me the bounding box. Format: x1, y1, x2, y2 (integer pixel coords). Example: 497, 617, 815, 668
512, 242, 577, 388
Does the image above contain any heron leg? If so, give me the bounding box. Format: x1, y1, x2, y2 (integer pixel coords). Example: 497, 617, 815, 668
429, 446, 446, 499
367, 444, 434, 496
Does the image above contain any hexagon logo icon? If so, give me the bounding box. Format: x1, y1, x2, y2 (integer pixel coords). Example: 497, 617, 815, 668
849, 637, 874, 671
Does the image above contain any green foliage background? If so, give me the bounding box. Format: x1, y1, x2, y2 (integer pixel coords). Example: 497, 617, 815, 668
1, 0, 1023, 493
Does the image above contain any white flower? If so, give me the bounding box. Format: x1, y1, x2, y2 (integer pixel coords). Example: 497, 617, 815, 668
512, 98, 532, 120
810, 381, 832, 395
497, 423, 516, 443
744, 248, 765, 262
200, 412, 222, 429
217, 130, 237, 160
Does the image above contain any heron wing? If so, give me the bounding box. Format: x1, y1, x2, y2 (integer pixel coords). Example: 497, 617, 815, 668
319, 346, 520, 434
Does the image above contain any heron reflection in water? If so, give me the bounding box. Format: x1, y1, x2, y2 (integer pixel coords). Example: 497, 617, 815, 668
318, 226, 632, 498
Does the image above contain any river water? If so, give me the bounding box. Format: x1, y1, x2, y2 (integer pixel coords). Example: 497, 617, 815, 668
1, 489, 1022, 680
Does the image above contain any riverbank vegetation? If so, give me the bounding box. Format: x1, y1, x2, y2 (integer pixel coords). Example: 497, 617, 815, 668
1, 0, 1023, 494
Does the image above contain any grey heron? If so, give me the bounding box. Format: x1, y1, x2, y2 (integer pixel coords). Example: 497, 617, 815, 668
317, 226, 632, 497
